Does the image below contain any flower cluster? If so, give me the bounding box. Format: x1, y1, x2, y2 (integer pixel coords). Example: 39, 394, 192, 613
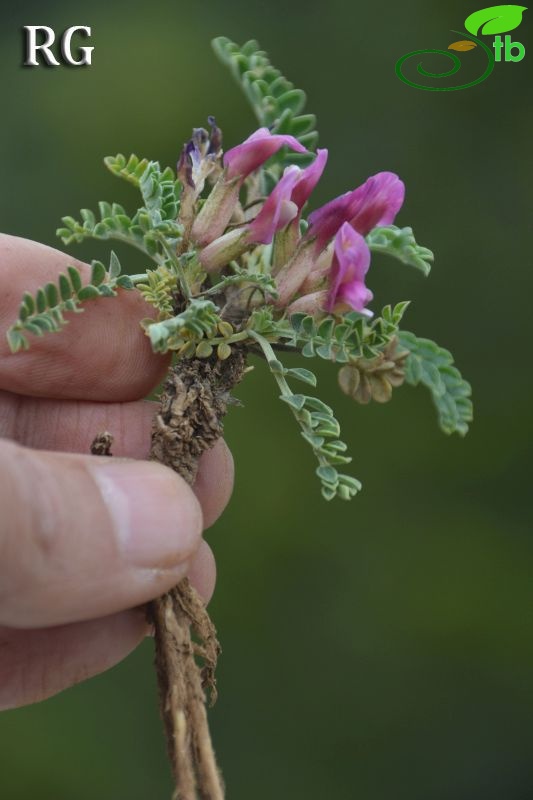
184, 125, 405, 320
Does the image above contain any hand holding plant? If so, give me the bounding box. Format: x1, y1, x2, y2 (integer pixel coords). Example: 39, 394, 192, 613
0, 234, 233, 710
4, 37, 472, 799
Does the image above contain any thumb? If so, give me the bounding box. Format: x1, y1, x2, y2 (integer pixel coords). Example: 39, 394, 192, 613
0, 439, 203, 628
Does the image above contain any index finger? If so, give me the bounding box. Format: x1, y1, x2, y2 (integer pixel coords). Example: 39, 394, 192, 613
0, 234, 170, 400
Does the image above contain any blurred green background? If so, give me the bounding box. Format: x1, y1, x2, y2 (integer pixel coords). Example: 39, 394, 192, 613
1, 0, 532, 798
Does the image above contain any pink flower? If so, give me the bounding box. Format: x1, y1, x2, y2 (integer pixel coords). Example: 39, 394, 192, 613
325, 223, 373, 314
247, 166, 301, 244
193, 128, 308, 247
223, 127, 307, 180
291, 148, 328, 212
308, 171, 405, 250
306, 191, 355, 251
271, 150, 329, 271
347, 171, 405, 236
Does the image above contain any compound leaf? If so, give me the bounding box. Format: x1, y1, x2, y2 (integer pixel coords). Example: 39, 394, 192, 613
399, 331, 473, 436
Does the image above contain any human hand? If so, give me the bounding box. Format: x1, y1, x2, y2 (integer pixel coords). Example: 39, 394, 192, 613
0, 234, 233, 709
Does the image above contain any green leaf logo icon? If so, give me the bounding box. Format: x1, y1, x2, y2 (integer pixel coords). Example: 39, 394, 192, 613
464, 4, 527, 36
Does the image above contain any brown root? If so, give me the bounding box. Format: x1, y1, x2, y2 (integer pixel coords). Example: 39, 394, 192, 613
151, 348, 246, 484
150, 581, 224, 800
148, 349, 246, 799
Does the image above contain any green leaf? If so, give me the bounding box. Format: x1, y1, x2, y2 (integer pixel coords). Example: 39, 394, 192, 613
77, 286, 101, 301
36, 289, 46, 313
316, 342, 334, 360
7, 328, 28, 353
284, 367, 317, 387
57, 200, 179, 260
321, 485, 337, 501
44, 283, 58, 307
464, 5, 527, 36
301, 432, 325, 448
146, 299, 220, 354
317, 318, 335, 340
21, 293, 35, 314
316, 465, 338, 486
58, 274, 72, 301
313, 416, 341, 437
116, 275, 134, 289
366, 226, 434, 276
279, 393, 306, 411
109, 251, 121, 279
289, 312, 307, 332
104, 153, 151, 187
303, 396, 333, 415
399, 331, 473, 436
268, 359, 285, 374
90, 261, 107, 286
67, 266, 83, 293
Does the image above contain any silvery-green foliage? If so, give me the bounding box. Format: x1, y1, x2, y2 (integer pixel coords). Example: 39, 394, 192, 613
399, 331, 473, 435
7, 252, 133, 352
366, 226, 434, 276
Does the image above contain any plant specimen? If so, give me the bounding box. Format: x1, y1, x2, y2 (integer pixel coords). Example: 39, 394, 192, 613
6, 37, 472, 800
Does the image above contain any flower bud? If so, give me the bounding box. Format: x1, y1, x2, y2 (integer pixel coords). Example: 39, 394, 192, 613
191, 175, 241, 246
198, 227, 249, 272
286, 290, 328, 317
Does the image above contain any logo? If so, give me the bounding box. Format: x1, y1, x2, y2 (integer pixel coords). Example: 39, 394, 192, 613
395, 4, 526, 90
23, 25, 94, 67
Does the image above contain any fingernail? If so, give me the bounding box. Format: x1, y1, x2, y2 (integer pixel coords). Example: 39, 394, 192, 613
90, 461, 203, 569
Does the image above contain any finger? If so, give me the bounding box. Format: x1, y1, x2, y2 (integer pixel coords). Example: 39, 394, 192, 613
0, 234, 170, 401
0, 541, 216, 711
194, 439, 234, 529
0, 391, 158, 458
0, 610, 148, 710
0, 391, 234, 528
0, 542, 216, 710
0, 439, 204, 628
188, 540, 217, 605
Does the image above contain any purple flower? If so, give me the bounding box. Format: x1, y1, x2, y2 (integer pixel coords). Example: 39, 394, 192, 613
308, 171, 405, 249
306, 191, 355, 251
247, 166, 301, 244
347, 171, 405, 235
325, 223, 373, 314
291, 148, 328, 212
271, 150, 329, 271
224, 127, 307, 180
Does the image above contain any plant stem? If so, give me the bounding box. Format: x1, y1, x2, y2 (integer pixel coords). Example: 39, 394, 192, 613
157, 235, 191, 300
248, 329, 333, 473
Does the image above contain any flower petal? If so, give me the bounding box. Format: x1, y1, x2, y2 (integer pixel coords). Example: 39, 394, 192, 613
291, 149, 328, 211
347, 172, 405, 235
224, 128, 307, 180
247, 166, 301, 244
326, 223, 373, 313
307, 191, 354, 250
307, 171, 405, 248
